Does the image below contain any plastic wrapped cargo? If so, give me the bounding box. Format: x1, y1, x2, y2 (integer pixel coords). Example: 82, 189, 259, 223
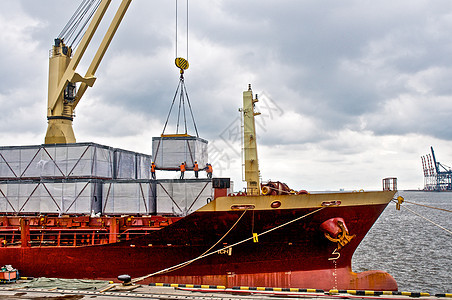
114, 149, 136, 179
152, 136, 208, 170
0, 146, 44, 178
113, 149, 152, 180
42, 144, 114, 178
0, 180, 102, 215
156, 179, 212, 216
102, 180, 156, 215
101, 179, 213, 216
0, 178, 223, 216
0, 143, 151, 180
137, 153, 152, 180
0, 144, 113, 179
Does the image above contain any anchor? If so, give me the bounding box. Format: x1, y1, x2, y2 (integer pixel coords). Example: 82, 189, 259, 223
320, 218, 356, 250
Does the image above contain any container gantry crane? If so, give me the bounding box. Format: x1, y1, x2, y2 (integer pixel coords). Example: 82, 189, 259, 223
45, 0, 131, 144
421, 147, 452, 191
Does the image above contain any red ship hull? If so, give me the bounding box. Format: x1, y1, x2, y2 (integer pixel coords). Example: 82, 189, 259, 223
0, 191, 397, 291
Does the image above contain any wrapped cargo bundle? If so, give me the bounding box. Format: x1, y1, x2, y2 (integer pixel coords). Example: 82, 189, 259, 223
0, 143, 151, 180
0, 179, 102, 215
156, 179, 212, 216
152, 136, 208, 170
114, 149, 152, 180
102, 180, 156, 215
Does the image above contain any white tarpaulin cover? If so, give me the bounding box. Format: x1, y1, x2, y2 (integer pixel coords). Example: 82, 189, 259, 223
156, 179, 212, 216
0, 143, 217, 217
152, 136, 208, 170
0, 143, 151, 180
0, 180, 101, 214
102, 181, 156, 215
0, 179, 215, 216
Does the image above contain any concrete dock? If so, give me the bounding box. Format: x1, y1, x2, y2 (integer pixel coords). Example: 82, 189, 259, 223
0, 279, 449, 300
1, 284, 299, 299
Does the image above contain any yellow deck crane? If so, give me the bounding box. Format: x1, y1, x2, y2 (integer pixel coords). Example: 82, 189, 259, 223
45, 0, 131, 144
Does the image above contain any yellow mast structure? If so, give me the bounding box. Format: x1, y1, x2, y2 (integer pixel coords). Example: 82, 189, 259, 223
242, 84, 261, 195
45, 0, 132, 144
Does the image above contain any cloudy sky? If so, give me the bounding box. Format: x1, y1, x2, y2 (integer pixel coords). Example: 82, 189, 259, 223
1, 0, 452, 191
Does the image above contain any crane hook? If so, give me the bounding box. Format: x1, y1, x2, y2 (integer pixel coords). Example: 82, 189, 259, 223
175, 57, 189, 74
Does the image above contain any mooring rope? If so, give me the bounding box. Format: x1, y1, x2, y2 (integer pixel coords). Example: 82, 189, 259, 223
130, 208, 248, 284
402, 199, 452, 213
141, 208, 249, 278
131, 206, 325, 284
394, 200, 452, 236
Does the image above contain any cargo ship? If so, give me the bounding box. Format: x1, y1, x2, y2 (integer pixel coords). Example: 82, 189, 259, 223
0, 85, 398, 291
0, 0, 398, 291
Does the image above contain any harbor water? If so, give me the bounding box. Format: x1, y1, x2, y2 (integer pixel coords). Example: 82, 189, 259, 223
353, 191, 451, 294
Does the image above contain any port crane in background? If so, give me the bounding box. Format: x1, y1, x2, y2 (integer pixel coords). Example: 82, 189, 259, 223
45, 0, 131, 144
421, 146, 452, 191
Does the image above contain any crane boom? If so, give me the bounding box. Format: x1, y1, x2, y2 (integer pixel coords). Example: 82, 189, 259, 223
73, 0, 131, 109
45, 0, 132, 144
431, 146, 439, 173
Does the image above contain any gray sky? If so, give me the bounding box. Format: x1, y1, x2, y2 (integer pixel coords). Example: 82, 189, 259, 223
1, 0, 452, 191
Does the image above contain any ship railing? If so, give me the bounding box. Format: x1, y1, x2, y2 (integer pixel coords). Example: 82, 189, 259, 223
382, 177, 397, 191
0, 228, 161, 247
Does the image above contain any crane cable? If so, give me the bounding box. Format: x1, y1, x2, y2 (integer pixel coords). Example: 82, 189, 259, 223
159, 0, 198, 137
58, 0, 102, 49
71, 0, 102, 49
58, 0, 88, 38
175, 0, 189, 61
160, 77, 199, 137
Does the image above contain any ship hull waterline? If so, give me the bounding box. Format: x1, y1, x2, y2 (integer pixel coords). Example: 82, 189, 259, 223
0, 191, 398, 291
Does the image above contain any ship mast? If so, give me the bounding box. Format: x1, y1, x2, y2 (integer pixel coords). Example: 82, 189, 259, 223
242, 84, 261, 195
